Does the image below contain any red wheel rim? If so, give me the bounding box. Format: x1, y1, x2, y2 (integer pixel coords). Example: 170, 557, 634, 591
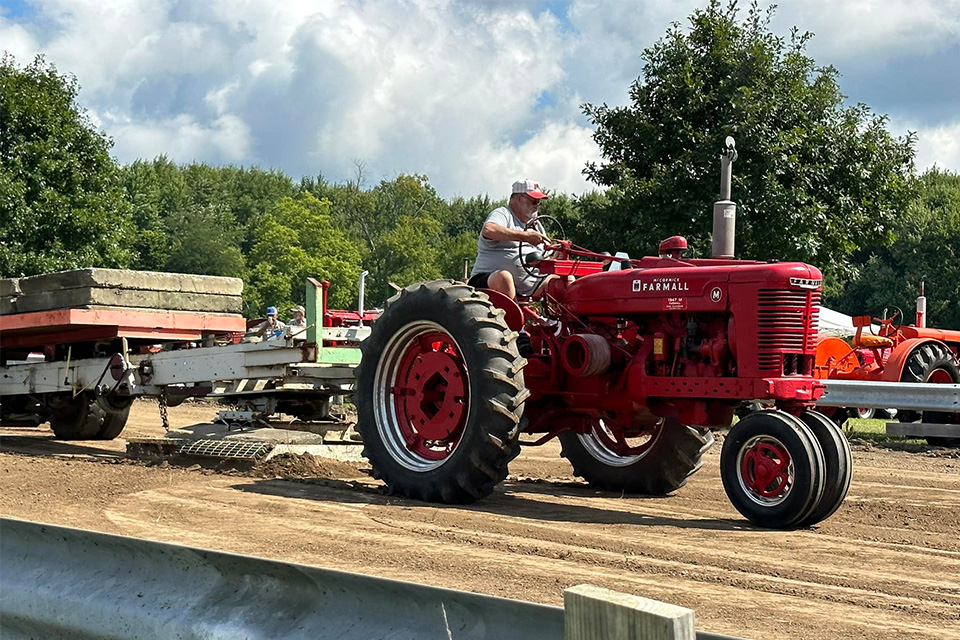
741, 439, 792, 499
928, 368, 954, 384
391, 331, 469, 461
589, 419, 663, 458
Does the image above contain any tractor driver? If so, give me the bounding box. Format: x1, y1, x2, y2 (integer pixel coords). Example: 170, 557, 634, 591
468, 179, 551, 299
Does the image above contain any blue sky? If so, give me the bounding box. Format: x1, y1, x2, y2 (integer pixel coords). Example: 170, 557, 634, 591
2, 0, 958, 199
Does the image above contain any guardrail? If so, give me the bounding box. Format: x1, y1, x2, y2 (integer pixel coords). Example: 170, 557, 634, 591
818, 380, 960, 413
0, 518, 744, 640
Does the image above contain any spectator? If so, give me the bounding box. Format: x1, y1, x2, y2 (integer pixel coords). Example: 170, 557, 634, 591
289, 305, 307, 327
256, 306, 287, 339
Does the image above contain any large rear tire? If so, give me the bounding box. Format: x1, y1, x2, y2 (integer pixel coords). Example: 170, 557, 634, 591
355, 280, 528, 504
899, 342, 960, 438
794, 410, 852, 527
720, 410, 826, 529
559, 418, 713, 495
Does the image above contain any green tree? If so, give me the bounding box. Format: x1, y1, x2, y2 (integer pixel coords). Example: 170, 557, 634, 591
369, 214, 444, 302
833, 169, 960, 329
581, 1, 916, 277
0, 54, 134, 276
164, 204, 246, 278
246, 193, 364, 315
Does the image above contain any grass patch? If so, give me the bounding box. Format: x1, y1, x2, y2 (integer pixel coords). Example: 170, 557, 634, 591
841, 417, 927, 445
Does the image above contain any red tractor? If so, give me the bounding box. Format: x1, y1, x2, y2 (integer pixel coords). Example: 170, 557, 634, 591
354, 234, 851, 529
815, 305, 960, 445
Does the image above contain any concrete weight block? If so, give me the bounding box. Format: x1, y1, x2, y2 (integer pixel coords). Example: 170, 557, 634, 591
17, 269, 243, 296
12, 289, 243, 314
0, 278, 20, 297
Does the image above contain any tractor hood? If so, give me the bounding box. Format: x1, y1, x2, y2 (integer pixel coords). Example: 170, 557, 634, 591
562, 259, 822, 317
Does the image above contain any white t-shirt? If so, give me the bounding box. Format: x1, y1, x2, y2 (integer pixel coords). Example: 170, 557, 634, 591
471, 206, 545, 297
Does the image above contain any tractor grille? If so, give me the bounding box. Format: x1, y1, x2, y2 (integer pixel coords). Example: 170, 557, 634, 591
756, 289, 820, 374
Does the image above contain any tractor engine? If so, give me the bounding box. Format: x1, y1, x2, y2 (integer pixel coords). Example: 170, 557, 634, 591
522, 256, 823, 434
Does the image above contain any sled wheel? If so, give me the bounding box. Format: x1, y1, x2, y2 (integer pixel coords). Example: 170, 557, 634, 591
94, 398, 133, 440
720, 410, 826, 529
355, 280, 528, 503
794, 409, 853, 527
48, 393, 105, 440
559, 417, 713, 495
899, 342, 960, 434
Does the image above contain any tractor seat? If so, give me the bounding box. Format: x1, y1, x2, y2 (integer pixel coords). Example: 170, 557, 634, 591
855, 334, 894, 349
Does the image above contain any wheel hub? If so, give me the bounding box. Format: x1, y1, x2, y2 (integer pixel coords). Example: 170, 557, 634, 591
741, 440, 791, 499
391, 331, 469, 460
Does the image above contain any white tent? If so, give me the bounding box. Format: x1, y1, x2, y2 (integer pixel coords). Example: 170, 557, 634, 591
818, 307, 882, 337
818, 307, 857, 337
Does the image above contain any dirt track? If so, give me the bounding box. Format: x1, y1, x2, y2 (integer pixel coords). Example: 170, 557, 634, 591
1, 400, 959, 640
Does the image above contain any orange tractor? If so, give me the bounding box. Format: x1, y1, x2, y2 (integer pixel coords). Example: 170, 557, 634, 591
814, 301, 960, 445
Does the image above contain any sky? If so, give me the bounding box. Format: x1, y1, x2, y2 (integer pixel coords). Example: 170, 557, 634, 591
2, 0, 959, 200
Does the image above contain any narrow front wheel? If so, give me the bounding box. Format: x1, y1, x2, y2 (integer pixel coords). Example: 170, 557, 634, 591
720, 410, 826, 529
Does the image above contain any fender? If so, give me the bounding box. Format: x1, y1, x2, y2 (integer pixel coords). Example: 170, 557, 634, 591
880, 337, 953, 382
478, 288, 524, 331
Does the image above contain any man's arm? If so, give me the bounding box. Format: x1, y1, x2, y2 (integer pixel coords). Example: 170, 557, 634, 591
481, 222, 548, 244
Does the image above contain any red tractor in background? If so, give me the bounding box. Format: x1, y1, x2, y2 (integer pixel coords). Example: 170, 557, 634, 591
814, 297, 960, 445
355, 235, 851, 530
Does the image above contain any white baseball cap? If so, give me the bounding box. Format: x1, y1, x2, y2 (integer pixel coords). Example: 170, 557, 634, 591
511, 179, 547, 199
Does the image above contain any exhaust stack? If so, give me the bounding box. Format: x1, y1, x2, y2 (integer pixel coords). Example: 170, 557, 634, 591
358, 270, 369, 316
712, 136, 738, 258
916, 278, 926, 328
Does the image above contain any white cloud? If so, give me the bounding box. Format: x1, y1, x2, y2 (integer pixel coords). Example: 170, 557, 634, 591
771, 0, 960, 62
2, 0, 959, 199
0, 20, 39, 61
105, 113, 252, 164
458, 120, 601, 199
896, 120, 960, 174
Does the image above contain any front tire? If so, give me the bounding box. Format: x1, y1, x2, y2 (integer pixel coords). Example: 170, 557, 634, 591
355, 280, 528, 503
720, 410, 826, 529
794, 410, 852, 527
559, 417, 713, 495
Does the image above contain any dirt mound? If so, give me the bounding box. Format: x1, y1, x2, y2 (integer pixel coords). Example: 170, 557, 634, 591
253, 453, 365, 480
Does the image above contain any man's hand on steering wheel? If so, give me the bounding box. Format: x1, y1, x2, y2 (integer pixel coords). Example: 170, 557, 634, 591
520, 229, 549, 245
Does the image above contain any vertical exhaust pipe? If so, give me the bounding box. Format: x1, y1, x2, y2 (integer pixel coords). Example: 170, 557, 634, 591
358, 270, 369, 316
916, 277, 926, 328
712, 136, 738, 258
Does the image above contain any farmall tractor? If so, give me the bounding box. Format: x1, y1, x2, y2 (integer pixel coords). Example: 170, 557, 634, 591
355, 142, 851, 529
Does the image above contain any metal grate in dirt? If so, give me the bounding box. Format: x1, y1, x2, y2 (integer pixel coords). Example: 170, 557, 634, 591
177, 439, 274, 461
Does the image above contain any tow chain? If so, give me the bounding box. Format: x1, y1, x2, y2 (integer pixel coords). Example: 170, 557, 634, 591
158, 390, 170, 432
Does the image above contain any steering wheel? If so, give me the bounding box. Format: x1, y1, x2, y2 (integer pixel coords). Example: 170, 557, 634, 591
518, 214, 566, 279
870, 306, 904, 337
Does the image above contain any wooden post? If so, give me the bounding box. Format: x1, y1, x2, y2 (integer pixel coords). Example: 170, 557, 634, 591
564, 584, 695, 640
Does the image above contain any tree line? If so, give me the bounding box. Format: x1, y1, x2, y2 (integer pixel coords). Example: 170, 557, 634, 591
2, 1, 958, 327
